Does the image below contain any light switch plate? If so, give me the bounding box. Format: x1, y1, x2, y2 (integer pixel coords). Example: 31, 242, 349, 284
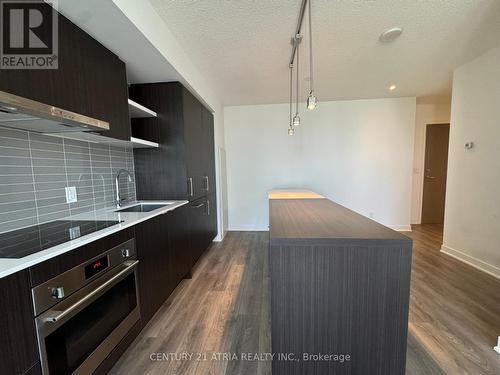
65, 186, 77, 203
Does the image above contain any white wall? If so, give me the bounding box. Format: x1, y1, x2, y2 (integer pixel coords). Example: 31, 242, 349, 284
441, 45, 500, 278
225, 97, 416, 231
410, 101, 451, 224
112, 0, 228, 239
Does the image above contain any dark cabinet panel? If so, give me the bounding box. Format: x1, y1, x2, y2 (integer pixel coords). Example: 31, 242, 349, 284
206, 192, 218, 245
0, 270, 39, 375
0, 6, 87, 116
188, 198, 208, 265
0, 4, 130, 141
79, 31, 130, 141
188, 195, 217, 267
135, 214, 171, 324
167, 205, 192, 281
201, 106, 216, 197
182, 88, 204, 200
131, 83, 188, 201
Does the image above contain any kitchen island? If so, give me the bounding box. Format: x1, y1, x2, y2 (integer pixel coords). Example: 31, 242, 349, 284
269, 191, 412, 375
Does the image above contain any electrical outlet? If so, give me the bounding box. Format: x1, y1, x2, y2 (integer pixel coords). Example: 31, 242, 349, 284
69, 226, 81, 240
65, 186, 77, 203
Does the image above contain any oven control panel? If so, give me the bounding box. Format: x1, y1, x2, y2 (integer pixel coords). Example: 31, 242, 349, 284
31, 238, 136, 316
85, 256, 109, 279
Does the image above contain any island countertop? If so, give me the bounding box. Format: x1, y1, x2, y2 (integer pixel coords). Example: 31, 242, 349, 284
268, 191, 412, 375
269, 196, 411, 246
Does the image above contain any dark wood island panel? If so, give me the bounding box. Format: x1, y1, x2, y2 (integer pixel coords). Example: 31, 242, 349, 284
269, 196, 412, 375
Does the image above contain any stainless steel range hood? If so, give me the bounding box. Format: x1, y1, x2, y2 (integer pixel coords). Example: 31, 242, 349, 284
0, 90, 109, 133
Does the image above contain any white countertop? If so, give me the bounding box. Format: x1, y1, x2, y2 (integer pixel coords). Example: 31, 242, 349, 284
0, 200, 188, 279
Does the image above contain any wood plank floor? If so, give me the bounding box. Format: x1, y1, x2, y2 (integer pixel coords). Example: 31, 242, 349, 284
111, 226, 500, 374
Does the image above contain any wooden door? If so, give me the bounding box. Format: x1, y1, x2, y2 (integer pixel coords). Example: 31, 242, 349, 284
422, 124, 450, 224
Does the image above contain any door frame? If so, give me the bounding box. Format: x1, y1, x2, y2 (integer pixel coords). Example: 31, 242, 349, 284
418, 122, 450, 224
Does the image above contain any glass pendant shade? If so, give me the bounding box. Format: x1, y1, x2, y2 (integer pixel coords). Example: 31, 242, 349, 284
288, 126, 295, 136
307, 91, 317, 110
293, 113, 301, 127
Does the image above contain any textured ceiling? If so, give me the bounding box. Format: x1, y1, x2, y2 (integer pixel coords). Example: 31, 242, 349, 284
149, 0, 500, 106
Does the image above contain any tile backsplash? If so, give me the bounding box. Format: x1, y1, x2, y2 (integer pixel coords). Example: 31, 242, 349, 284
0, 127, 136, 233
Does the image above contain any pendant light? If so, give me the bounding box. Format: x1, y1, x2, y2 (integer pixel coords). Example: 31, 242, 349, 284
288, 64, 295, 136
292, 35, 301, 127
306, 0, 317, 110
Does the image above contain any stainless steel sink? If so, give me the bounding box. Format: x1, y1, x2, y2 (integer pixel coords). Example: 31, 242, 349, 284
114, 203, 170, 213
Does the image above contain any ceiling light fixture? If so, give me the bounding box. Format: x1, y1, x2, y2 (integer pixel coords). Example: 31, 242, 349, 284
379, 27, 403, 43
306, 0, 317, 110
287, 0, 319, 135
292, 34, 301, 127
389, 84, 397, 91
288, 64, 295, 136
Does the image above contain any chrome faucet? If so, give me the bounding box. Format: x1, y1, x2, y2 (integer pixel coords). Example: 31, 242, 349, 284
115, 169, 133, 208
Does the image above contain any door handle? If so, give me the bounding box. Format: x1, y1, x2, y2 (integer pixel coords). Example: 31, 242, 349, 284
203, 176, 209, 192
425, 175, 436, 180
187, 178, 194, 197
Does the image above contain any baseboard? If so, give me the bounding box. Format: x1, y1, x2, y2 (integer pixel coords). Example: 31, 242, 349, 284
440, 244, 500, 280
389, 225, 412, 232
227, 225, 269, 232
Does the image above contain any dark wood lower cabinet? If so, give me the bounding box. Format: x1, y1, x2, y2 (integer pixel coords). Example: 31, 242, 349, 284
167, 205, 192, 281
188, 195, 217, 267
136, 214, 171, 324
0, 270, 40, 375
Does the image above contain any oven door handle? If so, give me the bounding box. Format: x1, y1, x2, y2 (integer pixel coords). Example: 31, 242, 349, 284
43, 260, 138, 323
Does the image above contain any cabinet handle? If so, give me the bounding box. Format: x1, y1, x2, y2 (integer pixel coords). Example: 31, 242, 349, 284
204, 176, 209, 192
187, 177, 194, 197
207, 200, 210, 216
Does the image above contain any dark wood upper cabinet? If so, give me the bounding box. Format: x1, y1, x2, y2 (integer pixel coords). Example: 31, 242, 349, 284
131, 82, 217, 204
0, 4, 130, 141
182, 88, 205, 200
202, 107, 216, 196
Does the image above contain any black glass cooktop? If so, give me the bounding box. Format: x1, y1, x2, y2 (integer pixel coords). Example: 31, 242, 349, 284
0, 220, 121, 259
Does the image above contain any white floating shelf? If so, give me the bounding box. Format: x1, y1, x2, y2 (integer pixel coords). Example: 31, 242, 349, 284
131, 136, 159, 148
128, 98, 157, 118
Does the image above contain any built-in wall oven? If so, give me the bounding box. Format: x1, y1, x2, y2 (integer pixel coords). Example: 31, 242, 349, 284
32, 239, 140, 374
